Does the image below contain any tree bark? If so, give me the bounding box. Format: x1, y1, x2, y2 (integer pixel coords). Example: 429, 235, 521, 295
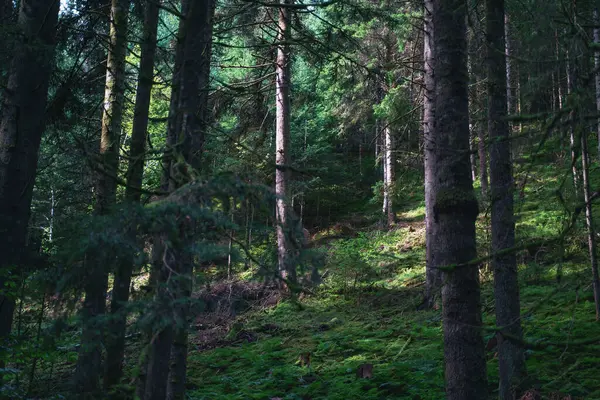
423, 0, 440, 308
0, 0, 59, 368
487, 0, 525, 397
139, 1, 189, 396
432, 0, 488, 398
275, 0, 295, 287
580, 127, 600, 320
74, 0, 129, 393
103, 0, 160, 390
143, 1, 216, 398
566, 53, 580, 194
383, 124, 395, 227
166, 2, 214, 398
594, 8, 600, 161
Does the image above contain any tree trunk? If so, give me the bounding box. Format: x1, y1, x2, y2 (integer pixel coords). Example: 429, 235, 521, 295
140, 1, 189, 395
594, 8, 600, 161
580, 128, 600, 320
166, 2, 214, 398
383, 124, 395, 227
487, 0, 525, 397
423, 0, 440, 308
74, 0, 129, 393
103, 0, 160, 390
432, 0, 488, 398
566, 53, 580, 194
0, 0, 59, 369
275, 0, 295, 287
143, 1, 216, 398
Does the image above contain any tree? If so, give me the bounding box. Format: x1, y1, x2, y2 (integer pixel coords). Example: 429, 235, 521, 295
0, 0, 59, 365
487, 0, 525, 397
275, 0, 295, 288
144, 0, 216, 398
74, 0, 130, 393
423, 0, 439, 308
103, 0, 160, 389
431, 0, 487, 397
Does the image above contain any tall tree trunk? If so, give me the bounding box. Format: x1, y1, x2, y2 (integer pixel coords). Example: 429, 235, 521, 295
470, 128, 477, 183
74, 0, 129, 393
487, 0, 525, 398
0, 0, 59, 368
505, 13, 512, 116
594, 8, 600, 161
423, 0, 440, 308
580, 128, 600, 320
432, 0, 488, 398
383, 124, 395, 227
103, 0, 159, 390
167, 2, 214, 398
139, 1, 189, 396
142, 1, 216, 398
275, 0, 295, 288
566, 53, 580, 194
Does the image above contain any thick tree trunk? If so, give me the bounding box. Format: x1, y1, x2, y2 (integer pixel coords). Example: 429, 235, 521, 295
0, 0, 59, 368
423, 0, 440, 308
581, 128, 600, 320
143, 1, 216, 398
487, 0, 525, 398
432, 0, 488, 398
104, 0, 160, 389
594, 9, 600, 161
74, 0, 129, 393
166, 2, 214, 398
139, 1, 189, 395
275, 0, 295, 287
383, 124, 395, 227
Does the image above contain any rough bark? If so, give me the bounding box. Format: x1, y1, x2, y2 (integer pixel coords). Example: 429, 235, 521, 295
594, 8, 600, 161
74, 0, 129, 393
139, 2, 189, 396
166, 1, 214, 398
275, 0, 295, 287
423, 0, 440, 308
487, 0, 525, 397
0, 0, 59, 365
432, 0, 488, 398
383, 124, 395, 227
580, 128, 600, 320
103, 0, 160, 390
566, 54, 580, 194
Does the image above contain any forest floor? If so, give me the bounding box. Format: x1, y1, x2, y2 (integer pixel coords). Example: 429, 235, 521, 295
182, 188, 600, 400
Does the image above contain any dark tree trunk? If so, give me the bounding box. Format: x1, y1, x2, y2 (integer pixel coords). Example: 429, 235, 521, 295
74, 0, 129, 393
594, 9, 600, 161
432, 0, 488, 398
487, 0, 525, 398
0, 0, 59, 368
423, 0, 440, 308
103, 0, 160, 389
581, 128, 600, 320
167, 1, 214, 398
139, 1, 189, 395
144, 1, 216, 399
275, 0, 295, 287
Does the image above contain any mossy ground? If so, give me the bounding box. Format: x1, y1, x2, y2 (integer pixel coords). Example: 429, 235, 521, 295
185, 170, 600, 400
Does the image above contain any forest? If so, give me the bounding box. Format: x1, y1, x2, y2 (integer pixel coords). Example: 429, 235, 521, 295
0, 0, 599, 398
